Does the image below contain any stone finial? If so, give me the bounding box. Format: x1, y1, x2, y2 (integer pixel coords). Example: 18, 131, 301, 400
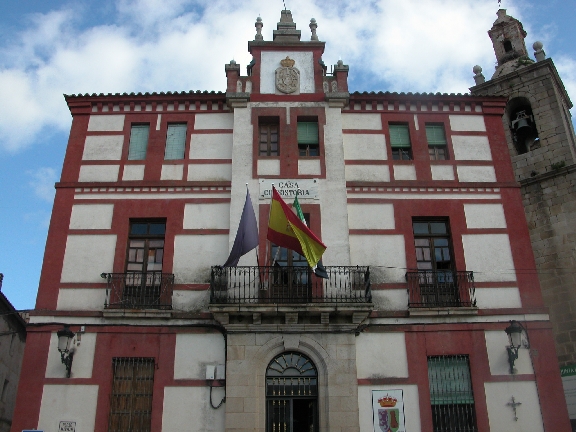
309, 18, 318, 41
473, 65, 485, 85
496, 9, 507, 20
255, 16, 263, 40
533, 41, 546, 61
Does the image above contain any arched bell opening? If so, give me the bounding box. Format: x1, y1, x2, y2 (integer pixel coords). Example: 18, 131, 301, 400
266, 352, 318, 432
507, 97, 540, 155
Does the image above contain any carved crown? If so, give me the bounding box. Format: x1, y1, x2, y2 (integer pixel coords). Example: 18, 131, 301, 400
280, 56, 296, 68
378, 395, 398, 407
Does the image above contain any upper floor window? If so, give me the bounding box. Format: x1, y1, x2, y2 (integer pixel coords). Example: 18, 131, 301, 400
413, 220, 452, 272
259, 118, 279, 156
389, 124, 412, 160
127, 124, 150, 160
164, 123, 187, 160
426, 124, 448, 160
126, 220, 166, 274
298, 121, 319, 156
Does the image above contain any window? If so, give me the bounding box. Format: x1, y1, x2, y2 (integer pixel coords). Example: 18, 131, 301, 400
426, 124, 448, 160
298, 121, 319, 156
125, 220, 166, 308
266, 352, 318, 432
428, 355, 478, 432
108, 357, 155, 432
503, 40, 513, 52
164, 123, 187, 160
389, 124, 412, 160
259, 119, 279, 156
411, 220, 458, 306
128, 124, 150, 160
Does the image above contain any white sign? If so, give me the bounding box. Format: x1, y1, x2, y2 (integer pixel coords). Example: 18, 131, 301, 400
59, 421, 76, 432
372, 389, 406, 432
259, 179, 319, 200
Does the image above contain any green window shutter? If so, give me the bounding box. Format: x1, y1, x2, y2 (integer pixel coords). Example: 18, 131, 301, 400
389, 124, 411, 148
297, 122, 319, 144
128, 125, 150, 160
428, 356, 475, 405
164, 124, 187, 160
426, 125, 447, 146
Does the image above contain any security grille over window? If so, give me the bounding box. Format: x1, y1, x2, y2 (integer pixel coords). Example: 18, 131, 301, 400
108, 357, 155, 432
428, 355, 478, 432
266, 352, 318, 432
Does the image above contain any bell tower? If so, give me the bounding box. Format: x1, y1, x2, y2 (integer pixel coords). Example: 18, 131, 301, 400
471, 9, 576, 372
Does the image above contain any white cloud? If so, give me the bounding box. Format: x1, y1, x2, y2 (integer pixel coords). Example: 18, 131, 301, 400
28, 167, 57, 202
0, 0, 574, 152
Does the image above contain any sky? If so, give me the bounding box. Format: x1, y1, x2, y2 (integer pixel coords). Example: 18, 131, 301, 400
0, 0, 575, 310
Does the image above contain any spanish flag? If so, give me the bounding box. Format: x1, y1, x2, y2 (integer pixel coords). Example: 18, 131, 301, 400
267, 186, 326, 268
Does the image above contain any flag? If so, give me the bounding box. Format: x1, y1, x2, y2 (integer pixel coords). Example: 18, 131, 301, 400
293, 191, 329, 279
267, 186, 326, 269
223, 188, 259, 267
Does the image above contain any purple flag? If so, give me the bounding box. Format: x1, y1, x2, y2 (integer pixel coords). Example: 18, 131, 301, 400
223, 189, 259, 267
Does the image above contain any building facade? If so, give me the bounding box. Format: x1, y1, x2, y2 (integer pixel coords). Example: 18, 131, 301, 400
12, 10, 570, 432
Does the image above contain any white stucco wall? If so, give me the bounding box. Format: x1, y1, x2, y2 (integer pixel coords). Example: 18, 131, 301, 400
88, 114, 125, 131
457, 166, 496, 182
78, 165, 119, 182
349, 235, 406, 283
260, 51, 314, 94
464, 203, 506, 229
60, 235, 117, 283
183, 203, 230, 230
371, 289, 408, 311
343, 134, 387, 160
449, 115, 486, 131
298, 159, 321, 175
82, 136, 124, 160
356, 333, 408, 378
393, 165, 417, 180
194, 113, 234, 129
173, 234, 229, 283
190, 134, 233, 159
431, 165, 455, 180
122, 165, 145, 181
341, 114, 382, 130
160, 164, 184, 180
484, 381, 543, 432
174, 333, 225, 379
69, 204, 114, 230
187, 164, 232, 181
347, 204, 395, 230
462, 234, 516, 282
345, 165, 390, 182
257, 159, 281, 176
485, 330, 533, 375
45, 332, 96, 379
57, 288, 106, 310
162, 387, 225, 432
37, 384, 99, 432
475, 287, 521, 309
172, 290, 209, 312
452, 135, 492, 160
357, 385, 420, 432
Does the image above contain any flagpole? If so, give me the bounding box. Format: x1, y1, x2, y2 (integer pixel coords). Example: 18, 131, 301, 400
249, 182, 261, 269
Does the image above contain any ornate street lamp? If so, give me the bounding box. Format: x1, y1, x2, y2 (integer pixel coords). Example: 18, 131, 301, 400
57, 325, 75, 378
505, 320, 528, 374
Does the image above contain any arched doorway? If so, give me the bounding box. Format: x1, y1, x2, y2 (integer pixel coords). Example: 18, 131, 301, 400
266, 352, 318, 432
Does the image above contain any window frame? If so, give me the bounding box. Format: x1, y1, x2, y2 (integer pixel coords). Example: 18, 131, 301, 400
297, 120, 319, 157
259, 117, 280, 157
389, 123, 413, 160
164, 123, 187, 160
426, 124, 449, 161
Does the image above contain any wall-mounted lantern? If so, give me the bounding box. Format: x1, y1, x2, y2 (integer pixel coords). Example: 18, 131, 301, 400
505, 320, 529, 374
57, 325, 75, 378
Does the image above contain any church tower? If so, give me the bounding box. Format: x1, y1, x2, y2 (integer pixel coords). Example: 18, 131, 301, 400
471, 9, 576, 367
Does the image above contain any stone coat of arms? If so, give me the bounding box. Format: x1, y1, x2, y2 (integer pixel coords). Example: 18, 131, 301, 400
275, 56, 300, 94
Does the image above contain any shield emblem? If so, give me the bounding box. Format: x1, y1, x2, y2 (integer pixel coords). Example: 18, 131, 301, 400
378, 408, 400, 432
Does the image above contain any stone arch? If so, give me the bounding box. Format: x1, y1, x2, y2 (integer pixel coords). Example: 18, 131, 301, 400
505, 93, 540, 154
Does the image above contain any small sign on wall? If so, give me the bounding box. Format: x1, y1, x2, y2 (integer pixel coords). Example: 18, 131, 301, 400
59, 421, 76, 432
372, 389, 406, 432
259, 179, 319, 200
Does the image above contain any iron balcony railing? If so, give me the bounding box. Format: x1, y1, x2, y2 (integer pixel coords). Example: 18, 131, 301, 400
101, 272, 174, 310
406, 270, 476, 308
210, 265, 371, 304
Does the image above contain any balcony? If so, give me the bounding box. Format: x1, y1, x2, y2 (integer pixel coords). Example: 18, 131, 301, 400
101, 272, 174, 310
406, 270, 476, 308
210, 266, 371, 305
